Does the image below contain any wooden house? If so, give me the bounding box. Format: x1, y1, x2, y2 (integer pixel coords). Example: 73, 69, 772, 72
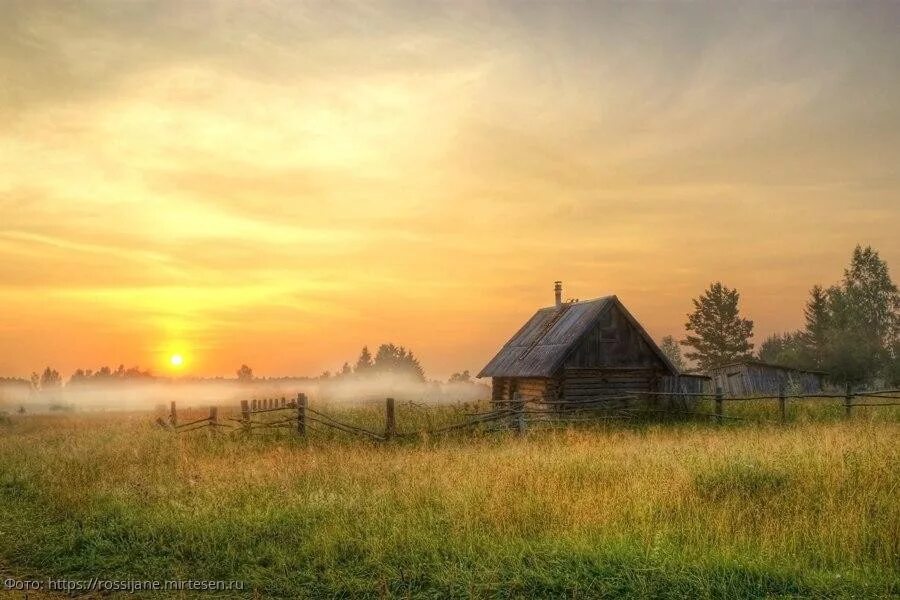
478, 283, 706, 404
705, 359, 825, 397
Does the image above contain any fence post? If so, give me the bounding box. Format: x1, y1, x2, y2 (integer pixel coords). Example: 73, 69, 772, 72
209, 406, 218, 430
385, 397, 396, 440
844, 382, 853, 419
241, 399, 251, 432
296, 393, 307, 435
515, 393, 526, 436
778, 383, 786, 424
169, 401, 177, 427
714, 386, 723, 423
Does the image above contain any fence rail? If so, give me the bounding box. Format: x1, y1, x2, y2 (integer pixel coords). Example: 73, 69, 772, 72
156, 387, 900, 440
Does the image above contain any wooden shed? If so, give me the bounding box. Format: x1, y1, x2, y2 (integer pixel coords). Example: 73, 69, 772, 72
705, 359, 825, 397
478, 284, 704, 405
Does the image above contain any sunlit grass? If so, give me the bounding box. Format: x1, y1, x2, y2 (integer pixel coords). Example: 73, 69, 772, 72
0, 405, 897, 598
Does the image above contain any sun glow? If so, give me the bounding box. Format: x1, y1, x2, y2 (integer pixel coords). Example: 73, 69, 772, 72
169, 354, 184, 368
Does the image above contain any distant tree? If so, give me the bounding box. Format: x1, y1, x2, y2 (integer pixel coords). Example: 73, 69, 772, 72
681, 282, 754, 371
758, 332, 807, 368
69, 369, 87, 385
809, 246, 900, 385
885, 339, 900, 387
39, 367, 62, 389
448, 370, 472, 384
339, 362, 353, 377
354, 346, 373, 374
124, 366, 152, 379
319, 370, 331, 380
236, 364, 254, 382
373, 343, 426, 381
29, 372, 39, 391
801, 285, 830, 369
658, 336, 686, 371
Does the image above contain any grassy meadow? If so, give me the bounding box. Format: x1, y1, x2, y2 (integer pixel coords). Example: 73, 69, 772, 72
0, 401, 897, 599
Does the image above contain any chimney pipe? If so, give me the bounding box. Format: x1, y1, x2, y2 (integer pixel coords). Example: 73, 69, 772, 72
554, 281, 562, 308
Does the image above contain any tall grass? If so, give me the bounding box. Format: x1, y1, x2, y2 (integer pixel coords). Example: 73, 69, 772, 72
0, 408, 897, 598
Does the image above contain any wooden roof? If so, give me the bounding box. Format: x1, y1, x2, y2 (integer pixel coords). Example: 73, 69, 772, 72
709, 359, 828, 376
478, 295, 678, 378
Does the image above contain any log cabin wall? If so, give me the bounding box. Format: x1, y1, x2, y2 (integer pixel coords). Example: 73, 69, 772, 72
492, 376, 560, 404
561, 367, 660, 401
559, 303, 670, 401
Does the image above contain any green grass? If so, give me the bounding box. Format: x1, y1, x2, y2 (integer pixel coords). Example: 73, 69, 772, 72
0, 405, 897, 598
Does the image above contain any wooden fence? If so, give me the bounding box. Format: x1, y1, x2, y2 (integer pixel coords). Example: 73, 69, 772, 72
159, 387, 900, 440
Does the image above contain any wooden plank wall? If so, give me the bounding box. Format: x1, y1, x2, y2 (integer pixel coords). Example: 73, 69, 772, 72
710, 364, 824, 397
561, 367, 659, 401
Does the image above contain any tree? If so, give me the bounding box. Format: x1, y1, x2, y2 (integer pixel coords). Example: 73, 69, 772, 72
758, 332, 807, 368
658, 335, 685, 371
373, 343, 426, 381
354, 346, 373, 374
808, 246, 900, 385
801, 285, 830, 369
39, 367, 62, 389
681, 282, 754, 371
339, 362, 352, 377
448, 370, 472, 384
236, 364, 254, 382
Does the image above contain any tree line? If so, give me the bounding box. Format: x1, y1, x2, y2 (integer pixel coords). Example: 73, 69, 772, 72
659, 245, 899, 386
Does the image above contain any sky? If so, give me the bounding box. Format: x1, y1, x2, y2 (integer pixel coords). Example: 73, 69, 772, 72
1, 1, 899, 380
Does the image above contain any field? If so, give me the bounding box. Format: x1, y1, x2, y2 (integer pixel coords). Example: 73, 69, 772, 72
0, 402, 897, 599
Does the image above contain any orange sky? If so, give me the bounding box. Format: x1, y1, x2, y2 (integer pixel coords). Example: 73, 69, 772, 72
1, 2, 899, 380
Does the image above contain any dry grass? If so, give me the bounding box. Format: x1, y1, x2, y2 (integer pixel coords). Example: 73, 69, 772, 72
0, 406, 897, 598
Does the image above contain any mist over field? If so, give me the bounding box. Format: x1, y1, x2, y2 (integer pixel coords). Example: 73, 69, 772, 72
0, 375, 489, 414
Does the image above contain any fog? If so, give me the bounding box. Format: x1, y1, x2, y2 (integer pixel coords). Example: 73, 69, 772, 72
0, 374, 490, 414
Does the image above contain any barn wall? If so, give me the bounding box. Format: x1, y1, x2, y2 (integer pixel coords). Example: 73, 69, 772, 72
561, 367, 661, 401
491, 376, 559, 404
709, 365, 824, 396
659, 375, 712, 395
564, 303, 668, 369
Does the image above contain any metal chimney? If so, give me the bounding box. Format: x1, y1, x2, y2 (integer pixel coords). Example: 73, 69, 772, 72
554, 281, 562, 308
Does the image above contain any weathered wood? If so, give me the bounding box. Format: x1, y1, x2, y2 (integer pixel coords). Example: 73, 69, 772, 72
209, 406, 219, 428
169, 401, 177, 427
241, 399, 250, 430
251, 398, 258, 411
515, 393, 526, 436
844, 382, 853, 419
715, 387, 723, 423
296, 392, 307, 435
385, 397, 396, 440
778, 383, 786, 423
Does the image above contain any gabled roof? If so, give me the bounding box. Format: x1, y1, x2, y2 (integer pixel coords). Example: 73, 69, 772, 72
478, 295, 678, 378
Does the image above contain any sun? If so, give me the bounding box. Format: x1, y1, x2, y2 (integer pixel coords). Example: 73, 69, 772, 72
169, 354, 184, 368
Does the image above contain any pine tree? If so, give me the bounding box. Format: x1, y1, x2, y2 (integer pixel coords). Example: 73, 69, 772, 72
354, 346, 373, 374
373, 343, 426, 381
758, 332, 806, 368
801, 285, 830, 369
818, 245, 899, 384
681, 282, 754, 371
